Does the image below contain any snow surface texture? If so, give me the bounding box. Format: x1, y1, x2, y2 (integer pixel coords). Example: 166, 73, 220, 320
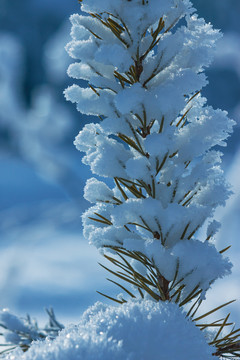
65, 0, 235, 298
3, 300, 215, 360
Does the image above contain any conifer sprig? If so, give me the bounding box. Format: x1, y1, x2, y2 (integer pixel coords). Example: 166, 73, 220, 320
66, 0, 238, 358
0, 308, 63, 355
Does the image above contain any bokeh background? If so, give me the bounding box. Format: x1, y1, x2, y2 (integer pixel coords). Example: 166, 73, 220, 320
0, 0, 239, 326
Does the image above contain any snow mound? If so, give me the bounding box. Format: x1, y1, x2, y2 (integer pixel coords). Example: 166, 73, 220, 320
5, 300, 215, 360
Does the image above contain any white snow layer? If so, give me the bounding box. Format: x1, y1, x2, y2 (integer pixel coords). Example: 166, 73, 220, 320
3, 300, 215, 360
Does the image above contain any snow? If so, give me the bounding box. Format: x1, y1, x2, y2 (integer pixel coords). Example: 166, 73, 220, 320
3, 300, 215, 360
123, 236, 232, 297
114, 84, 146, 115
84, 197, 211, 249
206, 220, 221, 239
171, 239, 231, 296
95, 44, 133, 73
84, 178, 114, 203
64, 85, 116, 118
74, 124, 131, 178
125, 156, 153, 181
0, 310, 29, 334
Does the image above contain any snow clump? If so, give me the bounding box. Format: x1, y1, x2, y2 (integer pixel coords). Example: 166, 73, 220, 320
3, 300, 215, 360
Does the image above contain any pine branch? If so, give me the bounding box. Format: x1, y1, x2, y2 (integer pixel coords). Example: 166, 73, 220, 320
0, 309, 63, 355
67, 2, 239, 359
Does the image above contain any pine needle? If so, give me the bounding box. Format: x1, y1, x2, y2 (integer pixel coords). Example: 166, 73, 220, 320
96, 291, 126, 304
193, 300, 236, 322
106, 278, 136, 298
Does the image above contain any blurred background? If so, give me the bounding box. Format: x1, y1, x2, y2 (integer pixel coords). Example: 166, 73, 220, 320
0, 0, 239, 326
